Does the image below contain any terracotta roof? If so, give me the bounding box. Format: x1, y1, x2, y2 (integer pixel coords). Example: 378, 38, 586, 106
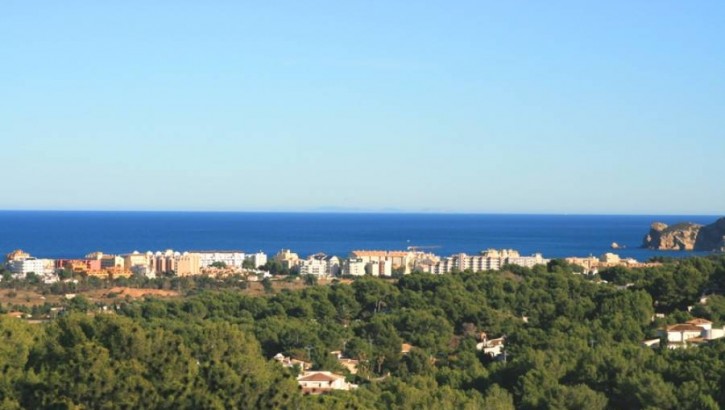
666, 324, 704, 332
686, 318, 712, 325
401, 343, 413, 353
298, 372, 342, 382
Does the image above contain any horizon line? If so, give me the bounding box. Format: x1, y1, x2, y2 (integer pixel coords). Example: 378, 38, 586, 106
0, 208, 721, 217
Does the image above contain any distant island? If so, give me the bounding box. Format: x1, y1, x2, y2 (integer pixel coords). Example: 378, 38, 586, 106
642, 217, 725, 251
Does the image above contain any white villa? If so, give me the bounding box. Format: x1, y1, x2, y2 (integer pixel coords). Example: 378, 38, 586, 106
657, 318, 725, 349
298, 253, 340, 277
297, 371, 357, 394
476, 333, 505, 359
273, 353, 311, 371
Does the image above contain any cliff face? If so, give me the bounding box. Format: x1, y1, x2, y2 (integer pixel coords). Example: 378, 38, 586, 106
696, 218, 725, 251
642, 218, 725, 251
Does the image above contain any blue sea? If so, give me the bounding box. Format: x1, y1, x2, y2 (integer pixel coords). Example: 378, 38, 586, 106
0, 212, 719, 261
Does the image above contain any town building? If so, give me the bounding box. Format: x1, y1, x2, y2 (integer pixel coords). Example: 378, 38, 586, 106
246, 252, 267, 268
274, 249, 300, 270
86, 252, 125, 269
8, 258, 54, 278
123, 251, 150, 272
55, 259, 102, 274
147, 249, 264, 277
195, 251, 246, 268
5, 250, 30, 263
366, 260, 392, 277
102, 266, 133, 279
566, 253, 662, 273
150, 250, 178, 275
273, 353, 311, 371
175, 252, 201, 276
343, 258, 367, 276
564, 256, 600, 272
503, 250, 548, 268
299, 253, 340, 277
350, 250, 433, 274
600, 253, 621, 264
416, 249, 547, 274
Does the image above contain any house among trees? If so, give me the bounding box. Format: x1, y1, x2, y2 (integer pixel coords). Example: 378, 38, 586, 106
657, 318, 725, 349
330, 351, 360, 374
476, 332, 505, 359
297, 371, 357, 395
273, 353, 311, 371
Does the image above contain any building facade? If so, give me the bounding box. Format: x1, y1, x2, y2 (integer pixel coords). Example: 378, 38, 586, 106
350, 250, 435, 274
274, 249, 300, 270
123, 252, 150, 272
343, 258, 367, 276
175, 252, 201, 276
196, 251, 246, 268
299, 253, 341, 277
416, 249, 548, 274
8, 258, 54, 278
246, 252, 268, 268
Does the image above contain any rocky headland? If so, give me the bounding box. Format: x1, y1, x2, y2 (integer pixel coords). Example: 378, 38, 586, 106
642, 217, 725, 251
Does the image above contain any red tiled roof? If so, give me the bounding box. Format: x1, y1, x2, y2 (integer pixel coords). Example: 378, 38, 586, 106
686, 318, 712, 325
666, 324, 704, 332
298, 372, 341, 382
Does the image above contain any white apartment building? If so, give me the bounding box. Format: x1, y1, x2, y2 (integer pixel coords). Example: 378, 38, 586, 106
246, 252, 267, 268
350, 250, 437, 274
366, 260, 393, 277
8, 258, 54, 278
417, 249, 548, 274
196, 251, 246, 268
506, 253, 547, 268
343, 258, 367, 276
299, 253, 340, 277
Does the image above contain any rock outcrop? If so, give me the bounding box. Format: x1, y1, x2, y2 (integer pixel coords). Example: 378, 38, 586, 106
642, 217, 725, 251
696, 218, 725, 251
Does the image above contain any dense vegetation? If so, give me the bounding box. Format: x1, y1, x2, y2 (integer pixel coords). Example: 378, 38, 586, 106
1, 255, 725, 409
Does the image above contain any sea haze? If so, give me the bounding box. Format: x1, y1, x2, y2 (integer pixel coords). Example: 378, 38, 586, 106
0, 211, 718, 261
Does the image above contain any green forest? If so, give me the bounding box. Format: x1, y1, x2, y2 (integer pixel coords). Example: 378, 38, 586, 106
2, 255, 725, 409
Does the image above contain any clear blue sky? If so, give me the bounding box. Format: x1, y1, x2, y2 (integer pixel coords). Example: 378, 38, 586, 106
1, 1, 723, 214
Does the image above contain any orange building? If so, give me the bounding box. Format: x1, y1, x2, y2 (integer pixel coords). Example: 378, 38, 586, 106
55, 259, 102, 274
